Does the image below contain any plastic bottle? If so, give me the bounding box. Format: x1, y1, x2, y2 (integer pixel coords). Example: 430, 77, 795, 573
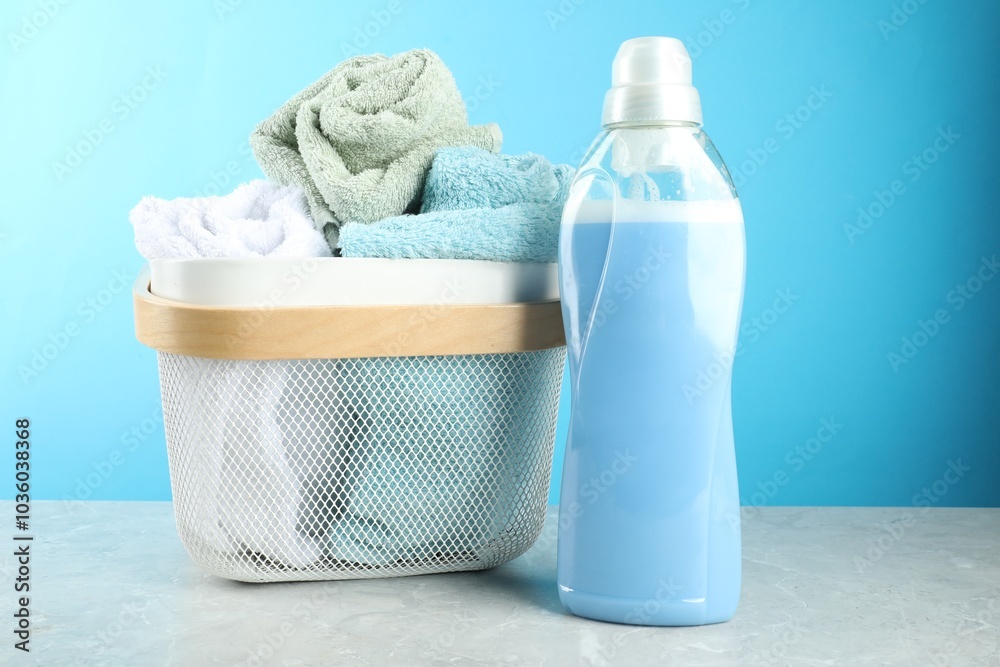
556, 36, 745, 626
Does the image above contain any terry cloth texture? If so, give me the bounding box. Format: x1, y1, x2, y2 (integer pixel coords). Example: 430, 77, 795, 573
129, 180, 331, 260
249, 49, 502, 248
337, 146, 573, 263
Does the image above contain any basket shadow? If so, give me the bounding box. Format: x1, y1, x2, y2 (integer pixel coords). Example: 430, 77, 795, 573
463, 561, 566, 615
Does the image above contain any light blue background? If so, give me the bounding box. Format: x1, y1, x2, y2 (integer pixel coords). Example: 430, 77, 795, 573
2, 0, 998, 507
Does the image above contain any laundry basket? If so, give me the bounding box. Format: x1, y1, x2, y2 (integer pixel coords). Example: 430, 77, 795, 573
133, 258, 566, 582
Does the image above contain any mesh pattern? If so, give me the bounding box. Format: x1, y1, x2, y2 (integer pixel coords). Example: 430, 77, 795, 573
157, 348, 565, 582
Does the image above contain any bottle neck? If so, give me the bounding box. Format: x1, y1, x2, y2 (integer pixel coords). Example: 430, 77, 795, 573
602, 81, 703, 127
602, 120, 701, 130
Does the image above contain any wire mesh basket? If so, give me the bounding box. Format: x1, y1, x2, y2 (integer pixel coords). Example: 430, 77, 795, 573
134, 265, 566, 582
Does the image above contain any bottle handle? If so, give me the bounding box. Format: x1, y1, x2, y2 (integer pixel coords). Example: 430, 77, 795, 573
567, 168, 621, 395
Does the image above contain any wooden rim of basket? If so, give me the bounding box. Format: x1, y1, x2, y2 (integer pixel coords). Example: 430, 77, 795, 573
133, 267, 566, 360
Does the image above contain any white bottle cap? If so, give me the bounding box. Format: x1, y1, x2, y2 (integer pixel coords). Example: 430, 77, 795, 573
602, 37, 703, 127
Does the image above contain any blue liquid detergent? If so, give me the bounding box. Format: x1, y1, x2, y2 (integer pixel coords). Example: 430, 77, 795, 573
557, 201, 745, 626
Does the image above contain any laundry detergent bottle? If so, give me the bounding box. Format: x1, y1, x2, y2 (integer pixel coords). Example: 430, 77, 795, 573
556, 37, 745, 626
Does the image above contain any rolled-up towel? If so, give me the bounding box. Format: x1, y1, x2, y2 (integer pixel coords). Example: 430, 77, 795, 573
337, 147, 574, 263
249, 49, 502, 246
129, 180, 331, 260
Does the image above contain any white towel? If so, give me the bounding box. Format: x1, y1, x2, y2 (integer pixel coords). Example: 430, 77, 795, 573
130, 181, 341, 570
194, 359, 363, 569
214, 362, 328, 569
129, 180, 331, 260
205, 361, 356, 570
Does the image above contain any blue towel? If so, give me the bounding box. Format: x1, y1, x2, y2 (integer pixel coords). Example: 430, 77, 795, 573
326, 353, 555, 567
326, 148, 571, 568
337, 146, 573, 263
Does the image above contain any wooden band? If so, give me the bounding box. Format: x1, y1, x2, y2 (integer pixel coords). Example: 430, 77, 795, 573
133, 273, 566, 360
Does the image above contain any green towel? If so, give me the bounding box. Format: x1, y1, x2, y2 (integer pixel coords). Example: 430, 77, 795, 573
249, 49, 502, 248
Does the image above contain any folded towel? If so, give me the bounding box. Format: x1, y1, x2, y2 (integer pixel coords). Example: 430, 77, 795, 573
338, 204, 564, 264
129, 180, 331, 260
337, 147, 573, 263
421, 147, 574, 212
250, 49, 502, 247
184, 360, 359, 571
279, 360, 365, 553
130, 181, 334, 568
169, 361, 325, 570
326, 354, 553, 567
326, 149, 574, 566
214, 362, 327, 570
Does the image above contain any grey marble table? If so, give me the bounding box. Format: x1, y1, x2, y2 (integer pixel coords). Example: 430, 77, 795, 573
2, 501, 998, 666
